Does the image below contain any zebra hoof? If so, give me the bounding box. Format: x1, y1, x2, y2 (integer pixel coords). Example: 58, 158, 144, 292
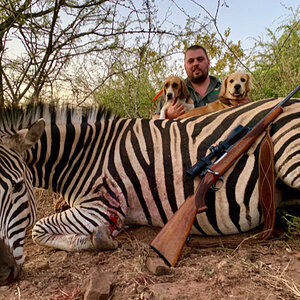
92, 226, 118, 250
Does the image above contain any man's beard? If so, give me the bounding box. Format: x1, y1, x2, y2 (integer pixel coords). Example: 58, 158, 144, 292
189, 68, 208, 83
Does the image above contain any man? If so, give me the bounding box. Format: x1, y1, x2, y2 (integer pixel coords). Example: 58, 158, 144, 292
153, 45, 221, 119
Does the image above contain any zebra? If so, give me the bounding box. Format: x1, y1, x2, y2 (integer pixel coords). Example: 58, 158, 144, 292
0, 97, 300, 284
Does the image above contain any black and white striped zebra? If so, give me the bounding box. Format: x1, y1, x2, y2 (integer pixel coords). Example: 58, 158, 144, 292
0, 119, 44, 284
0, 98, 299, 284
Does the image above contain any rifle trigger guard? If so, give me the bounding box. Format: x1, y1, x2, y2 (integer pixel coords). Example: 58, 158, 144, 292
211, 175, 224, 191
206, 169, 224, 190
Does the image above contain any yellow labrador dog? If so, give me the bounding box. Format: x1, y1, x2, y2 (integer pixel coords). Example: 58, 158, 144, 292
159, 75, 194, 119
177, 72, 251, 119
219, 71, 252, 105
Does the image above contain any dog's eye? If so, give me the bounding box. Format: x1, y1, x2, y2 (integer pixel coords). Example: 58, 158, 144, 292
172, 83, 178, 88
165, 83, 169, 88
229, 79, 234, 83
241, 78, 246, 82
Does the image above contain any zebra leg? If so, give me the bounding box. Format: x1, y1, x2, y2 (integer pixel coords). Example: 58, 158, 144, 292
32, 206, 120, 251
32, 178, 127, 251
92, 225, 118, 250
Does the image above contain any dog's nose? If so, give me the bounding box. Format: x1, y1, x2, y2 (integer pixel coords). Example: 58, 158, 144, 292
234, 84, 241, 90
167, 93, 173, 100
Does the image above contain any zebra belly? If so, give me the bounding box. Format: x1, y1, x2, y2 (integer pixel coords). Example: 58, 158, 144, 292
124, 183, 263, 236
124, 150, 265, 236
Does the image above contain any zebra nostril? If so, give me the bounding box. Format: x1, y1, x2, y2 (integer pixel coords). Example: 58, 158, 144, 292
0, 264, 18, 285
6, 267, 16, 283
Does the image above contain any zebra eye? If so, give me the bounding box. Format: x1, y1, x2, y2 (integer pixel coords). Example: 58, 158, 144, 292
13, 180, 24, 193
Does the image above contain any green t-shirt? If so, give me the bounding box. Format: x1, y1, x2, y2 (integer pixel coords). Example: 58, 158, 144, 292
155, 75, 221, 113
186, 75, 221, 107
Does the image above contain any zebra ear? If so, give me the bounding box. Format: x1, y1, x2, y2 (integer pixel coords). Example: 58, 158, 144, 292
23, 119, 45, 151
3, 119, 45, 153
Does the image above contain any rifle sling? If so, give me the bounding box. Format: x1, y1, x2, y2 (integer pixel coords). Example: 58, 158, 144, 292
258, 126, 276, 240
188, 128, 276, 248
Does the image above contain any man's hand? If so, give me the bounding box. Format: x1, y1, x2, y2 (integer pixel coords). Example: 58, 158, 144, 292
166, 100, 186, 119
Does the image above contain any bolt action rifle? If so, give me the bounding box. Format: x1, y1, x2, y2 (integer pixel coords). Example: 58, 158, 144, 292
150, 85, 300, 267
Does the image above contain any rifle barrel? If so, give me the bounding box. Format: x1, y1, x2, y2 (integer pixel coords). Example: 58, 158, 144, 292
272, 85, 300, 110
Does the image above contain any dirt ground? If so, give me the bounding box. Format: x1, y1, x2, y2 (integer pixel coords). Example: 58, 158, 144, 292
0, 190, 300, 300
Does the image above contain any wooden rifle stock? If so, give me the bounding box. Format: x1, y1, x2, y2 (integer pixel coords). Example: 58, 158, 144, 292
150, 183, 208, 267
151, 85, 300, 267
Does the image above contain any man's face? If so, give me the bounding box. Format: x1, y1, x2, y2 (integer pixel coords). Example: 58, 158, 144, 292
184, 49, 210, 83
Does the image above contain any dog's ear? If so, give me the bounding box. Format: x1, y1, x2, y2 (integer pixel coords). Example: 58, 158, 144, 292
181, 79, 190, 98
245, 73, 252, 93
219, 75, 229, 98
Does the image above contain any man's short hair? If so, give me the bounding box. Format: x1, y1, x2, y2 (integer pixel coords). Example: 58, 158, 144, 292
185, 45, 209, 60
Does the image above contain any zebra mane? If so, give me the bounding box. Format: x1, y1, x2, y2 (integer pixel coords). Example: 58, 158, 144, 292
0, 102, 117, 131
